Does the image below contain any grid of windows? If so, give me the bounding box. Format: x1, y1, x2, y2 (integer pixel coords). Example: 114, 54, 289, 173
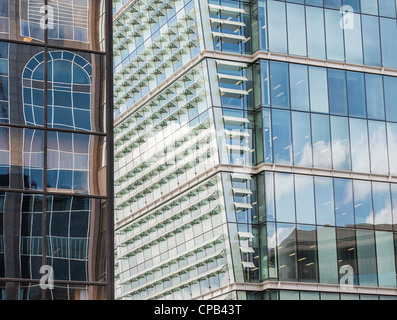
0, 42, 8, 123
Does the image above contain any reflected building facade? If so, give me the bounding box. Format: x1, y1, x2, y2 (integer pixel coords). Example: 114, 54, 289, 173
113, 0, 397, 300
0, 0, 113, 300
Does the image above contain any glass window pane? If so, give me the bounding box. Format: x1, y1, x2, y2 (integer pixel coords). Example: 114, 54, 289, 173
292, 112, 312, 167
336, 228, 358, 286
362, 15, 381, 67
372, 182, 393, 231
328, 69, 347, 116
309, 67, 329, 113
347, 72, 366, 118
368, 121, 389, 175
270, 62, 290, 109
289, 64, 309, 111
267, 0, 287, 54
384, 76, 397, 122
317, 226, 338, 284
265, 172, 275, 221
365, 74, 385, 120
344, 13, 363, 64
274, 173, 295, 223
311, 114, 332, 169
287, 3, 306, 56
334, 178, 354, 227
330, 116, 351, 171
272, 109, 292, 165
380, 18, 397, 69
315, 176, 335, 226
306, 6, 326, 60
263, 108, 273, 163
277, 223, 297, 281
349, 118, 370, 173
297, 224, 318, 282
375, 231, 397, 287
325, 9, 345, 62
356, 229, 378, 287
353, 180, 374, 228
295, 175, 315, 224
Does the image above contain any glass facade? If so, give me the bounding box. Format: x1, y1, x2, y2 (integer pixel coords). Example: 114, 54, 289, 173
0, 0, 113, 300
114, 0, 397, 300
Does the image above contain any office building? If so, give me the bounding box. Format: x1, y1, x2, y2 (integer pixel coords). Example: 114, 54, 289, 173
0, 0, 114, 300
113, 0, 397, 300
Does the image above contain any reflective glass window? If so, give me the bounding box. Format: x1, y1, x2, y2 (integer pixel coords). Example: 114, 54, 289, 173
309, 67, 328, 113
365, 74, 385, 120
384, 76, 397, 122
272, 109, 292, 165
270, 62, 290, 109
334, 178, 354, 227
349, 118, 370, 173
289, 64, 309, 111
336, 228, 358, 286
330, 116, 351, 171
317, 226, 338, 284
274, 172, 295, 223
276, 223, 297, 281
353, 180, 374, 228
286, 3, 306, 56
297, 225, 318, 282
347, 72, 366, 118
315, 176, 335, 226
295, 175, 315, 224
292, 112, 312, 167
311, 114, 331, 169
368, 121, 389, 175
356, 229, 377, 287
362, 15, 381, 67
375, 231, 397, 287
328, 69, 347, 116
305, 6, 326, 60
267, 1, 287, 54
372, 182, 392, 231
325, 9, 344, 62
344, 12, 363, 64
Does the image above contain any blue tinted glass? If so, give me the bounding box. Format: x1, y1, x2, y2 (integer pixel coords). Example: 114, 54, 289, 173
334, 178, 354, 227
384, 76, 397, 122
292, 111, 312, 167
328, 69, 347, 115
368, 121, 388, 175
287, 3, 306, 56
53, 60, 72, 83
289, 64, 309, 111
349, 118, 370, 172
380, 18, 397, 69
73, 64, 90, 84
270, 61, 290, 108
312, 114, 332, 169
325, 9, 344, 62
315, 176, 335, 225
306, 6, 326, 59
365, 74, 384, 120
274, 173, 295, 223
272, 109, 292, 165
362, 15, 381, 67
0, 42, 8, 58
330, 116, 351, 171
353, 180, 374, 227
267, 0, 287, 53
347, 72, 366, 118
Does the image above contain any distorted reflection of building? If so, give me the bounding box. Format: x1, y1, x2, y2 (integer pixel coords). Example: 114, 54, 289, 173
0, 0, 112, 300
